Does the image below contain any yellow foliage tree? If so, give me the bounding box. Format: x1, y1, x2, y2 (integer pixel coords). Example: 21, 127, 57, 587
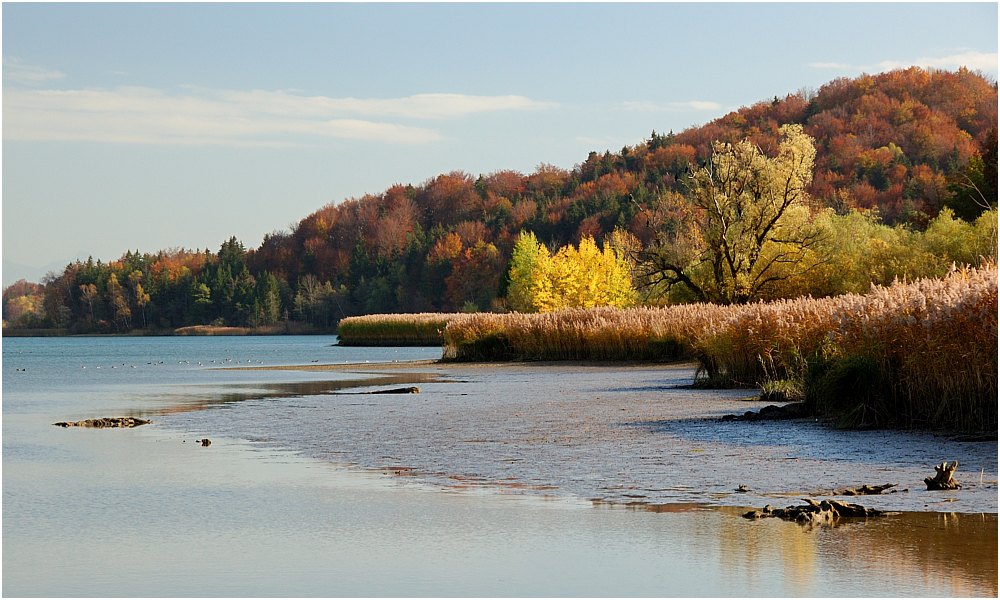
507, 231, 554, 312
506, 232, 636, 312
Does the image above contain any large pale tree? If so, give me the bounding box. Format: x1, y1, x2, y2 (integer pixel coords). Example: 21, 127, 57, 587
637, 124, 826, 304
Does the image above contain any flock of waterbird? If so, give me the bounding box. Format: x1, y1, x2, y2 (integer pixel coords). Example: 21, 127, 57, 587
7, 347, 272, 373
76, 357, 267, 370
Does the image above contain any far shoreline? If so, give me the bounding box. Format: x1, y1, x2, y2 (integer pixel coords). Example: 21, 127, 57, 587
1, 323, 338, 337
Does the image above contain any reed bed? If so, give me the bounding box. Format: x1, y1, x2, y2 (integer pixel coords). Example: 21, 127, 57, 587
337, 313, 471, 346
442, 265, 997, 431
441, 305, 720, 362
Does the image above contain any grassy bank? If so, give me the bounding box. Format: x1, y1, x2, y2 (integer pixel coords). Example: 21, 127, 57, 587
337, 313, 470, 346
442, 265, 997, 432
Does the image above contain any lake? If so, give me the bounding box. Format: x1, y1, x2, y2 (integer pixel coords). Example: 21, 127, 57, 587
3, 336, 997, 596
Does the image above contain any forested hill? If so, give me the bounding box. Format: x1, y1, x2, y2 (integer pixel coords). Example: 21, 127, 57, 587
4, 67, 997, 332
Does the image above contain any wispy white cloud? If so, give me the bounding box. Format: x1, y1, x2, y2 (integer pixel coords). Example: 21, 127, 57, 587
621, 100, 722, 112
877, 50, 998, 72
3, 58, 66, 84
809, 50, 998, 74
2, 85, 557, 146
807, 61, 852, 70
199, 88, 558, 120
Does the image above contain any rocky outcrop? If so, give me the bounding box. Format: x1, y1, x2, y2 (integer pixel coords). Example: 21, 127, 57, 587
54, 417, 151, 428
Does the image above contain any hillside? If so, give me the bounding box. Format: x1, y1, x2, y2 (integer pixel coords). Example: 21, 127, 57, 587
4, 67, 997, 332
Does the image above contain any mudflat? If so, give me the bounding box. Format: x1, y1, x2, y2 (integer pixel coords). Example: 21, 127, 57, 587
207, 360, 998, 514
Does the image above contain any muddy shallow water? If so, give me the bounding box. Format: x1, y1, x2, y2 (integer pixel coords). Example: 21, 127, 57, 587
167, 361, 998, 514
4, 337, 997, 596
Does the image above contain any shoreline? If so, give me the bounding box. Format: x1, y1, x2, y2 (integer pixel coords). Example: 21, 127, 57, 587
215, 358, 694, 372
1, 325, 337, 337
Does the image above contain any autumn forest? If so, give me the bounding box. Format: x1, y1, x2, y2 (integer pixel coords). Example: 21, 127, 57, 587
3, 67, 997, 334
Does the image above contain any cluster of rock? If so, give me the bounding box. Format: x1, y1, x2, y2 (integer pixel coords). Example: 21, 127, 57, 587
721, 402, 809, 422
742, 460, 966, 527
743, 498, 884, 526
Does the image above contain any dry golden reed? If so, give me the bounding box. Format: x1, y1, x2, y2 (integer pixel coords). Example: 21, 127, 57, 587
337, 313, 471, 346
338, 266, 996, 430
441, 265, 997, 430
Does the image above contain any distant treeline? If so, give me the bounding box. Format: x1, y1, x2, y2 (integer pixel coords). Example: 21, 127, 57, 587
3, 67, 997, 333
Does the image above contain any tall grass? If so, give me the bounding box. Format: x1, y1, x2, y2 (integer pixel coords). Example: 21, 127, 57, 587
337, 313, 471, 346
442, 265, 997, 431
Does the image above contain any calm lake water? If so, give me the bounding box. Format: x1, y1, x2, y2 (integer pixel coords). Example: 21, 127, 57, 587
3, 336, 997, 597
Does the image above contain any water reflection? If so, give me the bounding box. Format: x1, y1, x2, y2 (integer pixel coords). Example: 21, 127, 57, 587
148, 366, 998, 596
5, 337, 998, 597
716, 507, 996, 596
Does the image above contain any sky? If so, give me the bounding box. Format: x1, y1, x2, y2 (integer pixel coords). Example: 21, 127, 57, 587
2, 2, 998, 286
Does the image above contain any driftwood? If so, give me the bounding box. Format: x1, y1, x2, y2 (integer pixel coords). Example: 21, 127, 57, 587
54, 417, 150, 428
743, 498, 884, 526
836, 483, 898, 496
924, 460, 961, 490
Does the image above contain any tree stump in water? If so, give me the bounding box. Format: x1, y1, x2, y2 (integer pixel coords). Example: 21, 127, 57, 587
924, 461, 961, 490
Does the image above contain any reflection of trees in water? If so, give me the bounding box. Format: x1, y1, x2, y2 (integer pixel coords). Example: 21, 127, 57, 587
718, 510, 996, 596
151, 373, 445, 415
716, 507, 816, 596
828, 512, 998, 597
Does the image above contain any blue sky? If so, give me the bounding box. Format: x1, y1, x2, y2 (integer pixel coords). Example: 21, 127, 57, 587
3, 2, 998, 286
